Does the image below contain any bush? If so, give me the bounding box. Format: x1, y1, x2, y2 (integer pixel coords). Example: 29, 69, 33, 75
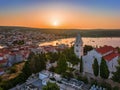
0, 73, 27, 90
77, 76, 88, 84
62, 72, 74, 80
42, 82, 60, 90
9, 66, 17, 73
90, 79, 98, 85
68, 68, 75, 72
100, 82, 112, 90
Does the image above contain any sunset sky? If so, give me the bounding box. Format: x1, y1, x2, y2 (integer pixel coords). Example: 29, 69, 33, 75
0, 0, 120, 29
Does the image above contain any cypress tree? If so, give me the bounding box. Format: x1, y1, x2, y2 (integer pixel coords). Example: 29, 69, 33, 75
80, 57, 83, 73
92, 58, 99, 76
100, 58, 109, 79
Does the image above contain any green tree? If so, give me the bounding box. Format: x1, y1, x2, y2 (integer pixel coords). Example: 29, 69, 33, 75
22, 61, 32, 77
56, 54, 67, 74
80, 57, 83, 73
92, 58, 99, 76
22, 53, 46, 75
0, 53, 47, 90
47, 52, 59, 63
84, 45, 93, 55
42, 82, 60, 90
100, 58, 109, 79
28, 52, 35, 60
30, 54, 46, 73
112, 60, 120, 83
38, 54, 46, 71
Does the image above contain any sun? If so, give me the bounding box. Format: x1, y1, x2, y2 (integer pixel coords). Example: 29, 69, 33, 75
52, 20, 59, 26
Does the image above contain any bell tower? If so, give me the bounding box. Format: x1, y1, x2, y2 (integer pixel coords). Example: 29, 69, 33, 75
74, 34, 83, 58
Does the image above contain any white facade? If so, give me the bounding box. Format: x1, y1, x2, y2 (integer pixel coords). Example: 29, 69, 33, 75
74, 34, 83, 59
0, 70, 4, 75
83, 50, 102, 75
83, 49, 119, 78
107, 56, 119, 78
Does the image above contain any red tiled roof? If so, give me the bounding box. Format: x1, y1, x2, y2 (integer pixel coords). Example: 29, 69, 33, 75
0, 68, 4, 72
96, 46, 114, 54
0, 59, 7, 64
103, 53, 119, 61
0, 53, 4, 57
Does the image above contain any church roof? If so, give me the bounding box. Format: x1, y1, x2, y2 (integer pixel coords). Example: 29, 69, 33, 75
96, 46, 114, 55
103, 52, 119, 61
96, 45, 119, 61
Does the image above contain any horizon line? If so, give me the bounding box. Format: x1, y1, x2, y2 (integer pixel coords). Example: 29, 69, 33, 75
0, 25, 120, 30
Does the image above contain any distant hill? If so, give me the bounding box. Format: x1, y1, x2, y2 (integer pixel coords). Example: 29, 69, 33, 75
0, 26, 120, 37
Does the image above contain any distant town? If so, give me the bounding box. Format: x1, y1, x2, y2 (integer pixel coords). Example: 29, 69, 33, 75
0, 27, 120, 90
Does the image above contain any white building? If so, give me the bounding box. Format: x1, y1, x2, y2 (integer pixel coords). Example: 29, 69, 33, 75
74, 34, 83, 59
39, 70, 50, 80
83, 45, 120, 78
74, 34, 120, 78
39, 70, 53, 85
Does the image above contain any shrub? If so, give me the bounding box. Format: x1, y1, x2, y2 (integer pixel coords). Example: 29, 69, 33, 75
100, 82, 112, 90
77, 76, 88, 84
9, 66, 17, 73
90, 79, 98, 85
62, 72, 74, 80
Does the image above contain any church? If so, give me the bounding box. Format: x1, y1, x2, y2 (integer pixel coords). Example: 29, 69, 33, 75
74, 34, 120, 78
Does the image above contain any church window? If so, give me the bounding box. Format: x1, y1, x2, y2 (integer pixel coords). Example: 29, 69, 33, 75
76, 45, 78, 47
112, 63, 113, 68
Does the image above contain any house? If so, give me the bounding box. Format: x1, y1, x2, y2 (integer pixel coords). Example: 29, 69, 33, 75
0, 68, 4, 75
39, 70, 52, 85
0, 52, 8, 67
39, 70, 50, 80
0, 59, 7, 67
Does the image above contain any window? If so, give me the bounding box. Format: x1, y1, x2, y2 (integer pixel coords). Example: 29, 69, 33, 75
76, 50, 79, 52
